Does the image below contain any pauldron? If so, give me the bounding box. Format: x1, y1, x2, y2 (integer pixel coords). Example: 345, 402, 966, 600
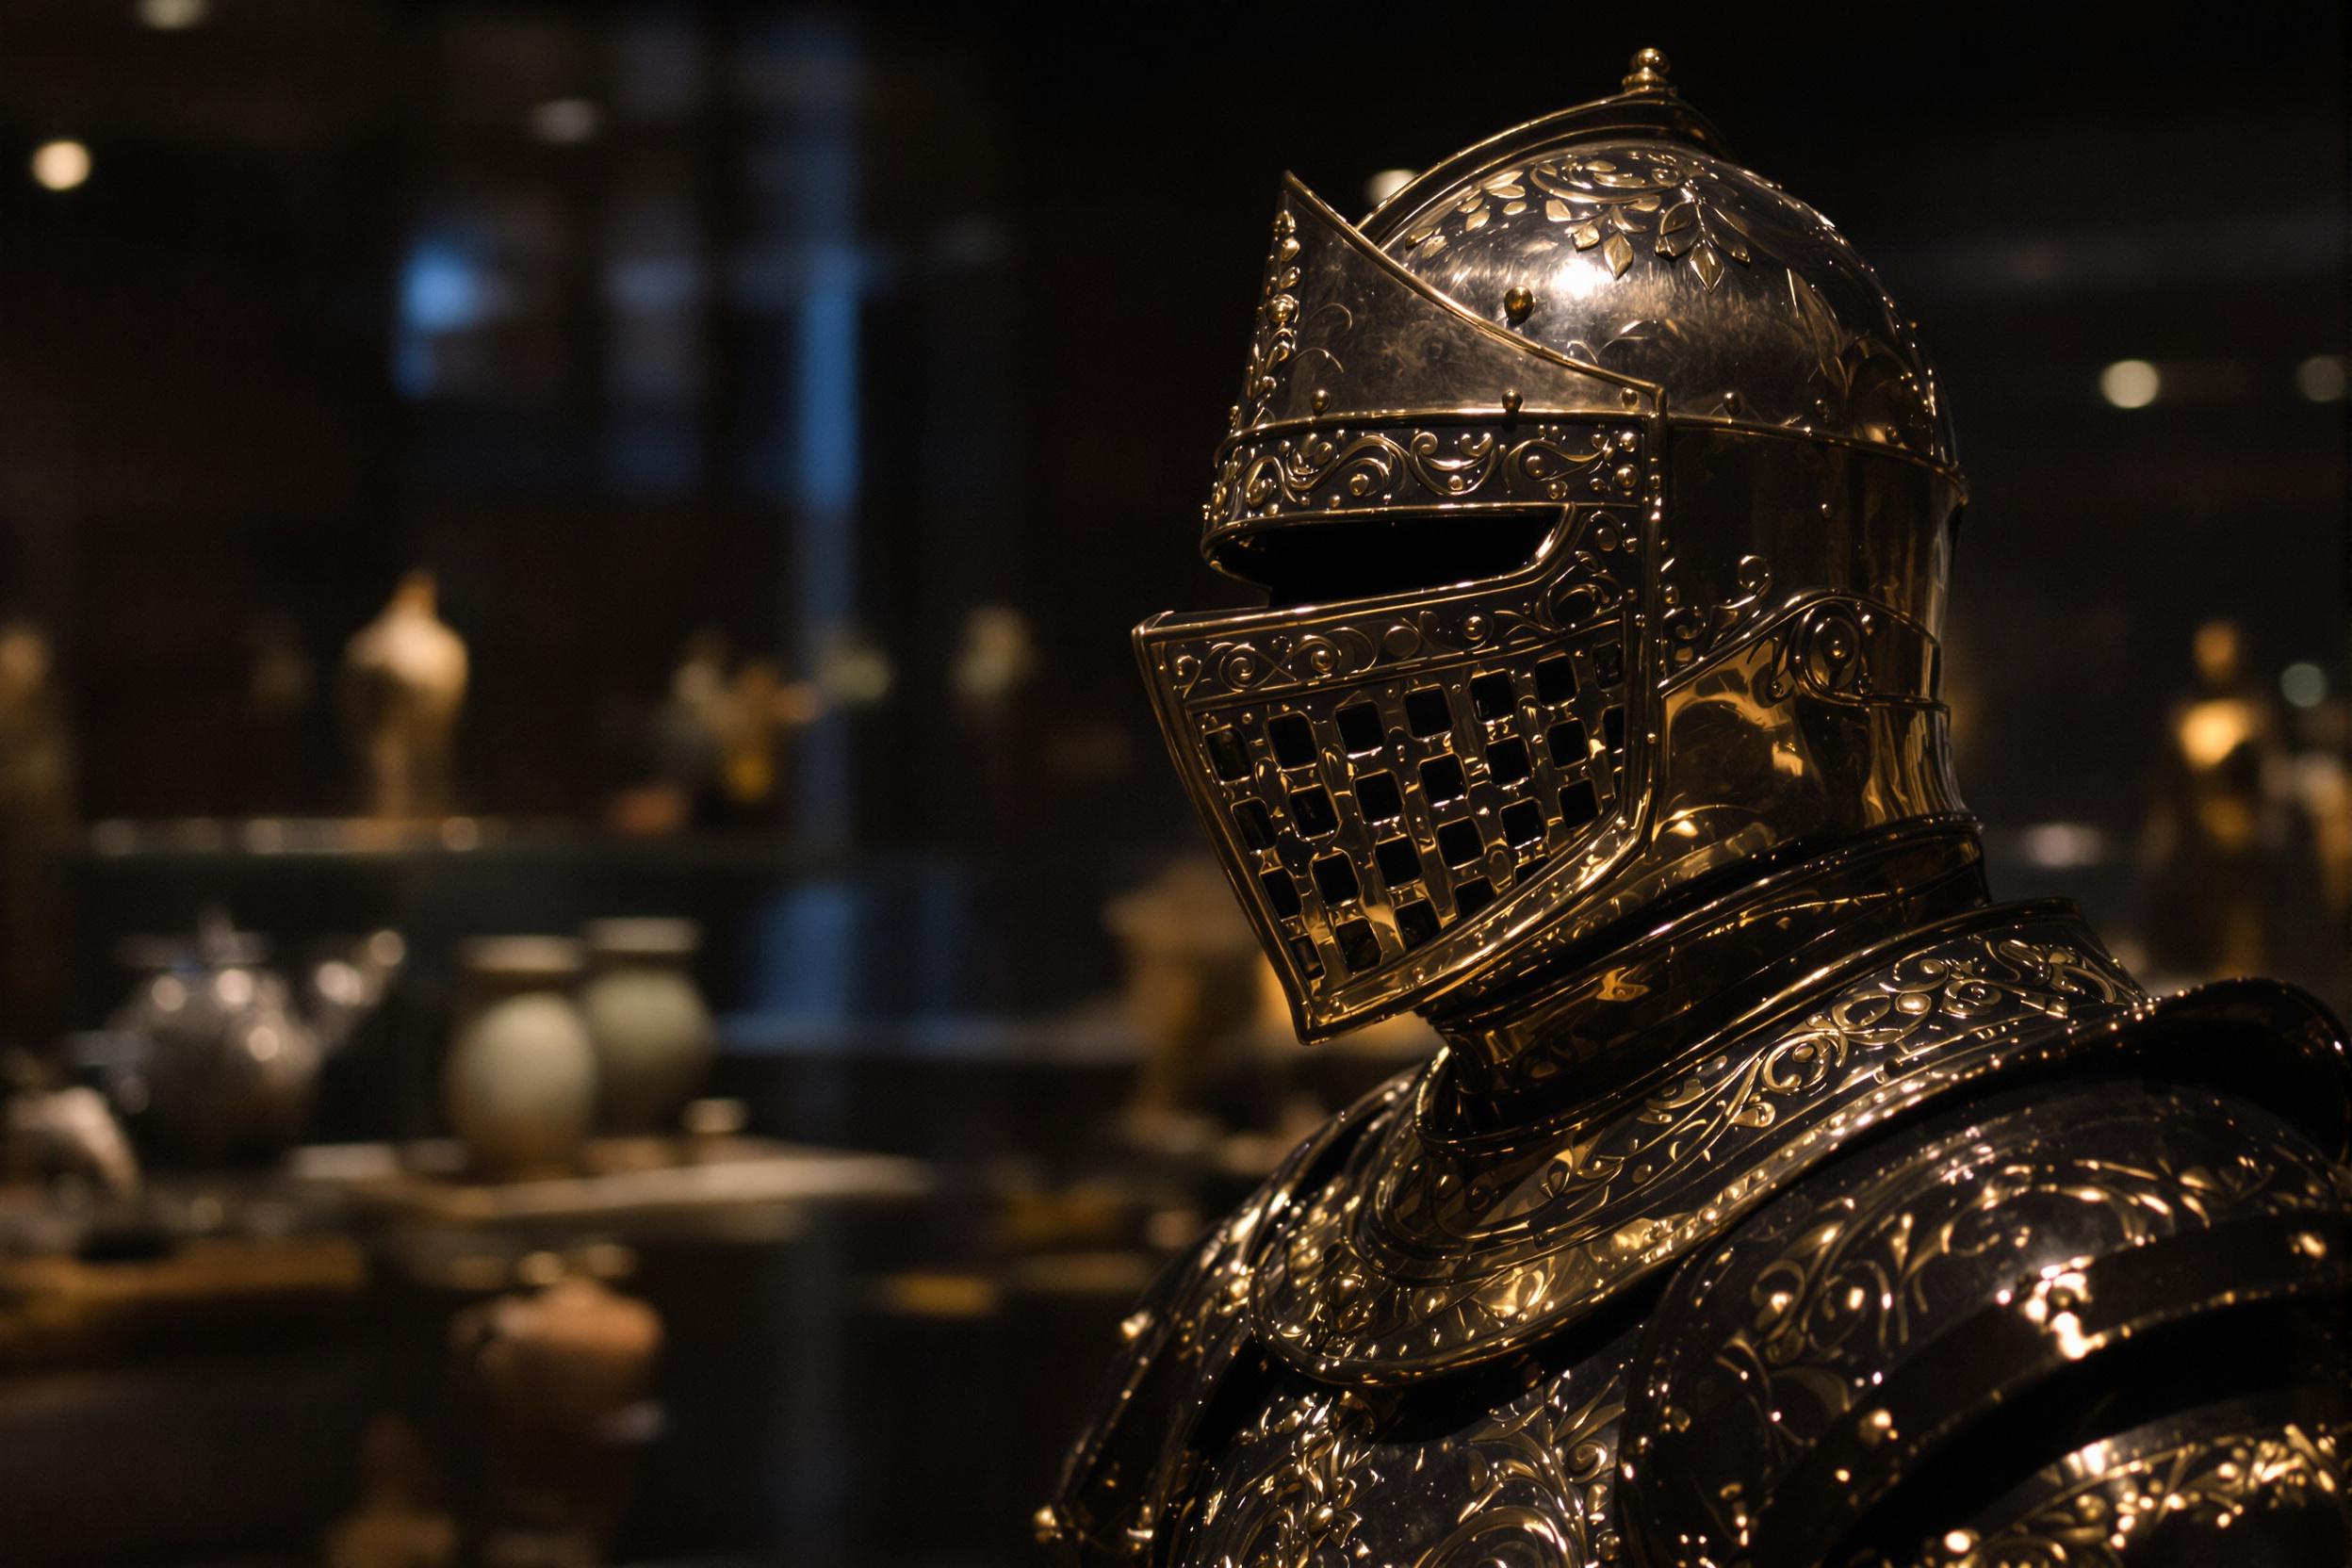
1042, 909, 2352, 1567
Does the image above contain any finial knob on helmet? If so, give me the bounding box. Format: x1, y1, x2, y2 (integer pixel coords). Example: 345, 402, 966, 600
1622, 47, 1672, 94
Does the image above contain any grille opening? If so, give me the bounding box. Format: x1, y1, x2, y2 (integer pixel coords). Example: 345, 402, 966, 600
1225, 514, 1557, 606
1290, 936, 1323, 979
1334, 919, 1382, 972
1593, 641, 1625, 685
1266, 712, 1316, 769
1355, 771, 1405, 823
1289, 786, 1338, 836
1204, 727, 1250, 780
1375, 836, 1422, 887
1534, 654, 1576, 704
1502, 799, 1545, 848
1395, 899, 1441, 949
1334, 701, 1384, 754
1436, 819, 1484, 867
1260, 869, 1303, 918
1560, 778, 1600, 828
1545, 719, 1588, 767
1232, 798, 1276, 850
1470, 672, 1516, 723
1487, 736, 1531, 786
1312, 853, 1362, 906
1603, 706, 1626, 753
1420, 755, 1467, 805
1404, 686, 1453, 738
1453, 878, 1496, 919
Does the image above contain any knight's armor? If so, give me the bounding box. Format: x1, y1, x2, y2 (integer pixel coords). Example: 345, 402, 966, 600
1041, 50, 2352, 1568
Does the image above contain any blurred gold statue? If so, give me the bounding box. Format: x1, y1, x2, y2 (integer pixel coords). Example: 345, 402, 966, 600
0, 620, 73, 1037
342, 571, 468, 819
2141, 618, 2285, 976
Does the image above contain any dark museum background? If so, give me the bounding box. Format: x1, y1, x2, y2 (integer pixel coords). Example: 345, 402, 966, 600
0, 2, 2338, 1563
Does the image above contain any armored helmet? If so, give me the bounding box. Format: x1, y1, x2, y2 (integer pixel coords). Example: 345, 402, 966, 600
1136, 51, 1968, 1043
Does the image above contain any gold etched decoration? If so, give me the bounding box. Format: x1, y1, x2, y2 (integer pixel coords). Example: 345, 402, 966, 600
1171, 1337, 1635, 1568
1200, 173, 1654, 550
1618, 1080, 2352, 1568
1137, 497, 1651, 1043
1372, 131, 1952, 473
1045, 1076, 1416, 1564
1918, 1408, 2352, 1567
1230, 208, 1304, 438
1220, 421, 1629, 527
1250, 911, 2144, 1381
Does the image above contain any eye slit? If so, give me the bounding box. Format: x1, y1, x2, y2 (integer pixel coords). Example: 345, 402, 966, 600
1232, 799, 1277, 850
1335, 702, 1385, 754
1290, 936, 1324, 979
1334, 919, 1382, 973
1436, 819, 1484, 868
1204, 727, 1250, 780
1545, 720, 1588, 768
1404, 687, 1453, 738
1312, 853, 1362, 906
1375, 836, 1422, 888
1560, 779, 1600, 828
1470, 672, 1516, 723
1355, 771, 1404, 823
1394, 899, 1441, 949
1534, 655, 1576, 705
1261, 869, 1304, 918
1266, 713, 1316, 769
1419, 755, 1467, 806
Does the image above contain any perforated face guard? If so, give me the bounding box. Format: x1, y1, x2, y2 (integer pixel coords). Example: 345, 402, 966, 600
1135, 481, 1659, 1042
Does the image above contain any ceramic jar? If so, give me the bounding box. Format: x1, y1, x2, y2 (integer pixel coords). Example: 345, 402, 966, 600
444, 938, 596, 1178
578, 919, 713, 1135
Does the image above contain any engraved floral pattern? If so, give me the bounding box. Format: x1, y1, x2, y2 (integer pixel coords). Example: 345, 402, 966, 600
1402, 150, 1763, 293
1251, 919, 2143, 1379
1930, 1419, 2352, 1568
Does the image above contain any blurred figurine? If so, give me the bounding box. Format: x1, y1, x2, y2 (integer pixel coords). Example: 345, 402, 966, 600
1, 1074, 139, 1199
1103, 857, 1266, 1143
711, 657, 821, 821
0, 619, 74, 1040
451, 1275, 662, 1567
342, 571, 467, 819
321, 1414, 457, 1568
2140, 618, 2287, 977
1045, 53, 2352, 1567
952, 604, 1039, 843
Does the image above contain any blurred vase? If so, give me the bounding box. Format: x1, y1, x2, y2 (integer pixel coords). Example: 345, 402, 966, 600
106, 912, 322, 1168
451, 1275, 662, 1557
342, 570, 467, 819
578, 919, 713, 1135
444, 939, 596, 1179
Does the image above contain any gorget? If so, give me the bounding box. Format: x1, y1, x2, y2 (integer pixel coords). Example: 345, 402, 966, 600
1251, 898, 2148, 1382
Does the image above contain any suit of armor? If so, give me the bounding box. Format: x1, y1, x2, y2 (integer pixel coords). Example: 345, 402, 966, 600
1042, 52, 2352, 1568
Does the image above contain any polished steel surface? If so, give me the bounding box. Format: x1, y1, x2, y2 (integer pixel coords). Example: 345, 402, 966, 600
1620, 1081, 2352, 1566
1140, 51, 1962, 1044
1057, 46, 2352, 1568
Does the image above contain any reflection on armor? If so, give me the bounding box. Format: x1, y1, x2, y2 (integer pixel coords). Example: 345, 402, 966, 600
1051, 49, 2352, 1568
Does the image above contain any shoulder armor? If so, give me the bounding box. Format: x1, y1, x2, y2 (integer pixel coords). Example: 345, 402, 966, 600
1037, 1072, 1410, 1564
1619, 1021, 2352, 1568
1919, 1387, 2352, 1566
